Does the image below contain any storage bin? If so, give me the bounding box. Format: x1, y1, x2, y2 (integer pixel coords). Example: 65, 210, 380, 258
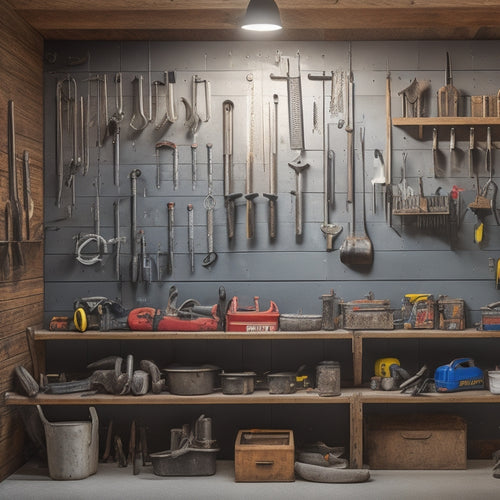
488, 371, 500, 394
37, 405, 99, 480
364, 414, 466, 470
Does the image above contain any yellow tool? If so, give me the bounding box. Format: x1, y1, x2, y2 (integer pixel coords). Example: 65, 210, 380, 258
405, 293, 432, 304
475, 222, 484, 244
375, 358, 400, 378
496, 259, 500, 290
74, 307, 88, 332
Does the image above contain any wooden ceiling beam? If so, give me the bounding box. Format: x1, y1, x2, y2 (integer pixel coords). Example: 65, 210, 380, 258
9, 0, 500, 11
15, 8, 500, 31
8, 1, 500, 41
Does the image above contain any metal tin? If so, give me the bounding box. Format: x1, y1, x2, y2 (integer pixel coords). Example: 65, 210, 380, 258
279, 314, 322, 331
220, 372, 256, 394
150, 448, 219, 476
267, 372, 296, 394
164, 365, 219, 395
316, 361, 341, 396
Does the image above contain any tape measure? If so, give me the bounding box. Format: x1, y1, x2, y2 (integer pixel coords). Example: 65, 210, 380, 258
74, 307, 88, 332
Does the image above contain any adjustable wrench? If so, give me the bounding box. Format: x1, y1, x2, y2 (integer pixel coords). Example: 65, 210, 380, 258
203, 143, 217, 267
222, 100, 242, 239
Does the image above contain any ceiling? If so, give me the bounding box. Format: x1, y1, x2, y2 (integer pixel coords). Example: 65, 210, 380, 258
8, 0, 500, 41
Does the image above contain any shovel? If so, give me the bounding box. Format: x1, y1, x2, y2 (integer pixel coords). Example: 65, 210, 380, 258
340, 128, 374, 266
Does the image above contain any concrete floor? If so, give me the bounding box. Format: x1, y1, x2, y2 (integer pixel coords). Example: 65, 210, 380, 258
1, 460, 499, 500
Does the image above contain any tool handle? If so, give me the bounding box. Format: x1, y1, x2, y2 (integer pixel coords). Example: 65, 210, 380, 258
225, 197, 236, 239
246, 199, 255, 240
269, 197, 277, 239
295, 171, 303, 236
385, 71, 392, 185
346, 129, 354, 204
327, 150, 335, 209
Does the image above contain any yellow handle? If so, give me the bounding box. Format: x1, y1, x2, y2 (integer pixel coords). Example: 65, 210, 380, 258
496, 259, 500, 290
475, 222, 484, 244
74, 307, 88, 332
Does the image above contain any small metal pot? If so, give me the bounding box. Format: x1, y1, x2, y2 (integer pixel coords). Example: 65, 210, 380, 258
220, 372, 256, 395
164, 365, 219, 395
267, 372, 296, 394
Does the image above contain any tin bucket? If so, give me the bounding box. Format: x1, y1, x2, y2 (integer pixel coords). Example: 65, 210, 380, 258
37, 405, 99, 480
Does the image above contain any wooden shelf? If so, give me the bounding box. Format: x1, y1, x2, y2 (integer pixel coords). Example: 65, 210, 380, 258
30, 329, 352, 341
20, 326, 500, 470
7, 387, 500, 406
360, 389, 500, 404
30, 328, 496, 341
4, 388, 357, 406
355, 328, 496, 339
392, 117, 500, 126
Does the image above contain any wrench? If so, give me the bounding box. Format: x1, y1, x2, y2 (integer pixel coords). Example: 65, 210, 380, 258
130, 76, 148, 131
203, 143, 217, 267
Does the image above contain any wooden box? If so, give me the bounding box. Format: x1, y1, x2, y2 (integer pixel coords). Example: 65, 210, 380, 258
364, 414, 466, 470
234, 429, 295, 482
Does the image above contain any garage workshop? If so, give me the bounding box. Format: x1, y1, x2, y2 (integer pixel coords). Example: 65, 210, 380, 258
2, 1, 500, 498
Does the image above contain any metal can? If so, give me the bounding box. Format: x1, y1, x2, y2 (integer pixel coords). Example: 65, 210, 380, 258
316, 361, 341, 397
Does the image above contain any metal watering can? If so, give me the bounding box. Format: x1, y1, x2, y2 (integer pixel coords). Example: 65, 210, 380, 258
37, 405, 99, 480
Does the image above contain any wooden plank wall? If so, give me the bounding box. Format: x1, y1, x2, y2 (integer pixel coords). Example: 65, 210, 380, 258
0, 2, 44, 482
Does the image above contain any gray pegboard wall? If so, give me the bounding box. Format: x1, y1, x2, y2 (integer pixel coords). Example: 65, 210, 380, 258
44, 39, 500, 328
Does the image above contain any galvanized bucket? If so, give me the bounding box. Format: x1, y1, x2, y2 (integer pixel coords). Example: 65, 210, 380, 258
37, 405, 99, 480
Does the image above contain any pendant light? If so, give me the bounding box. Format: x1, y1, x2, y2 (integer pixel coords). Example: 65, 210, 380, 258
241, 0, 283, 32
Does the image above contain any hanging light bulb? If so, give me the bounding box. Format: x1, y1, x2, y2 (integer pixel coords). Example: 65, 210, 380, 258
241, 0, 283, 32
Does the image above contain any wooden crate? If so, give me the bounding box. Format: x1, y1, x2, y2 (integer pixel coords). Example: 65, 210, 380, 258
234, 429, 295, 482
364, 414, 466, 470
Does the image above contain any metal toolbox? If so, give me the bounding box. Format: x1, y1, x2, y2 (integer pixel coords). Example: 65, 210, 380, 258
364, 414, 466, 470
480, 302, 500, 330
226, 296, 279, 332
234, 429, 295, 482
341, 296, 393, 330
438, 296, 465, 330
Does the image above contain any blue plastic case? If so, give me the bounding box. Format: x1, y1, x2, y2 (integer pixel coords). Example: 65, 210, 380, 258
434, 358, 484, 392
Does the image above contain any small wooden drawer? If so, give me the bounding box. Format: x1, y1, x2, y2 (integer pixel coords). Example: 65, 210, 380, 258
234, 429, 295, 482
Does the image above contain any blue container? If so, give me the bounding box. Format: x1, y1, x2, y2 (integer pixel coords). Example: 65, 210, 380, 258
434, 358, 484, 392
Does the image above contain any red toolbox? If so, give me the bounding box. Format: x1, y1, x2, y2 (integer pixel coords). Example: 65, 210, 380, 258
226, 296, 279, 332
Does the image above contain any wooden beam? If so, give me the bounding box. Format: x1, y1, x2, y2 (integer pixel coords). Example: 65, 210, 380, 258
9, 0, 500, 11
13, 7, 500, 38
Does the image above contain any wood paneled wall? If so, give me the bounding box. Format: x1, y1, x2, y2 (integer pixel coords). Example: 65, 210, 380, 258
0, 2, 44, 482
